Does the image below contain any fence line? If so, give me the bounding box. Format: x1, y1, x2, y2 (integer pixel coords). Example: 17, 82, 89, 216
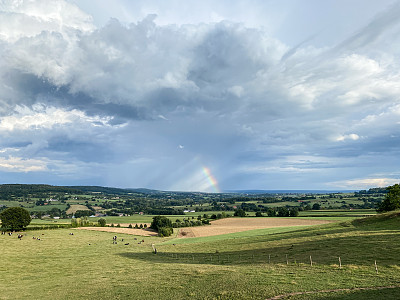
152, 250, 386, 274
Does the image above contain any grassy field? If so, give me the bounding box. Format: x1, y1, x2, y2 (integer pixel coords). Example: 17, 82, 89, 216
1, 212, 400, 299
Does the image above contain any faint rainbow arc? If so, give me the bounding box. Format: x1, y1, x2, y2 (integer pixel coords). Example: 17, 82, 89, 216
202, 167, 221, 193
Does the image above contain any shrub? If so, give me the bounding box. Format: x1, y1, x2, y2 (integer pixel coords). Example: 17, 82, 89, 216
234, 209, 246, 217
98, 218, 107, 227
128, 224, 132, 228
158, 226, 173, 237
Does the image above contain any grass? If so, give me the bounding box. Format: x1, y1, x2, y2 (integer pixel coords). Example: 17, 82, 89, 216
1, 212, 400, 299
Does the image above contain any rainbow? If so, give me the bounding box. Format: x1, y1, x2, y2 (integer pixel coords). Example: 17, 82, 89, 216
202, 167, 221, 193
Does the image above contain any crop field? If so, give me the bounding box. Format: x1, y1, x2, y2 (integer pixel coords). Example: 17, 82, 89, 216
1, 212, 400, 300
66, 204, 91, 215
178, 217, 330, 238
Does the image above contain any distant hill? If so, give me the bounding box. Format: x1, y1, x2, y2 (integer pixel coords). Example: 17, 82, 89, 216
225, 189, 357, 194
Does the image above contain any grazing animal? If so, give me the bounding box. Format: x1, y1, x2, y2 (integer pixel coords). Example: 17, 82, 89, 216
125, 243, 129, 245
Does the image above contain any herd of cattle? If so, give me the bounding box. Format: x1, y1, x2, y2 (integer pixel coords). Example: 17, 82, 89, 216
1, 230, 146, 245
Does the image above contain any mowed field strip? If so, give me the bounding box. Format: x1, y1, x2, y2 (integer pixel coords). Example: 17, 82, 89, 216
75, 224, 156, 236
178, 217, 331, 238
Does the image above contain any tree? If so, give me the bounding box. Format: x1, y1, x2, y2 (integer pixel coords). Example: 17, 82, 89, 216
289, 208, 299, 217
255, 211, 263, 217
312, 203, 321, 210
150, 216, 173, 237
150, 216, 172, 231
98, 218, 107, 227
234, 209, 246, 217
0, 207, 31, 230
277, 207, 289, 217
378, 184, 400, 212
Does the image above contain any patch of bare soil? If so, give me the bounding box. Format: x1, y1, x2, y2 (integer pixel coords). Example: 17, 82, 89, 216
179, 217, 331, 238
75, 227, 158, 236
178, 228, 195, 238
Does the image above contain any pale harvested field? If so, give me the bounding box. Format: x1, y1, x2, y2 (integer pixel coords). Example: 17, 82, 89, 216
66, 204, 90, 215
75, 227, 157, 236
178, 217, 331, 238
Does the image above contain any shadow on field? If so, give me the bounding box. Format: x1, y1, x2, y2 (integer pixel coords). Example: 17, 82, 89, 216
305, 287, 400, 300
117, 231, 400, 267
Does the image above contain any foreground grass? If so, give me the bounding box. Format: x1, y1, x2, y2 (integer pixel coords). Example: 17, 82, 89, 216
1, 212, 400, 299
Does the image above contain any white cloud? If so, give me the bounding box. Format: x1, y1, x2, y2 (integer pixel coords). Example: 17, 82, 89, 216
0, 156, 47, 172
0, 104, 113, 131
336, 133, 360, 142
0, 0, 94, 42
330, 178, 399, 190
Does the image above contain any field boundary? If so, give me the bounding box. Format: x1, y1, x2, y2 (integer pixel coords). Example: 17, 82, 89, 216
266, 285, 400, 299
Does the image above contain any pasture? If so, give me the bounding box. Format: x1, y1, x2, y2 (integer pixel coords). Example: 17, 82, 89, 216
1, 213, 400, 299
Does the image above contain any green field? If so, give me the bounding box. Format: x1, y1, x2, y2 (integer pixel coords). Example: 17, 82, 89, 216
1, 212, 400, 299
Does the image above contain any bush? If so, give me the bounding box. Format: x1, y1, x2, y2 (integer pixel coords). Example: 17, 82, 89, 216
128, 224, 132, 228
0, 207, 31, 230
98, 218, 107, 227
234, 209, 246, 217
255, 211, 263, 217
158, 227, 173, 237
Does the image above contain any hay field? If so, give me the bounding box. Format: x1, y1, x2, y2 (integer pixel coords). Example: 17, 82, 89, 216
66, 204, 90, 214
76, 226, 157, 236
179, 217, 331, 238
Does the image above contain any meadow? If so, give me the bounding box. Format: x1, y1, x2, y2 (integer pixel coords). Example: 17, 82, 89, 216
1, 212, 400, 299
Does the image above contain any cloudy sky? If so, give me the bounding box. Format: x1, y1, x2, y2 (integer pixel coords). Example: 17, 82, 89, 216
1, 0, 400, 192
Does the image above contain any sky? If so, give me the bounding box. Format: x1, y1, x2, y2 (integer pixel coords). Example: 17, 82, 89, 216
1, 0, 400, 192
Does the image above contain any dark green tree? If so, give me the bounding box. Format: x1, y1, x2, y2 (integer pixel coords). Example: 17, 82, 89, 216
0, 207, 31, 230
234, 209, 246, 217
98, 218, 107, 227
150, 216, 173, 237
289, 208, 299, 217
312, 203, 321, 210
255, 211, 263, 217
378, 184, 400, 212
150, 216, 172, 231
277, 207, 289, 217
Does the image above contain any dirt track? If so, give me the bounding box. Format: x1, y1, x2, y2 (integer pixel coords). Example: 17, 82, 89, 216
178, 217, 330, 238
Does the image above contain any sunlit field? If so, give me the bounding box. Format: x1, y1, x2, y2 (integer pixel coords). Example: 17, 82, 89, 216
2, 212, 400, 299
